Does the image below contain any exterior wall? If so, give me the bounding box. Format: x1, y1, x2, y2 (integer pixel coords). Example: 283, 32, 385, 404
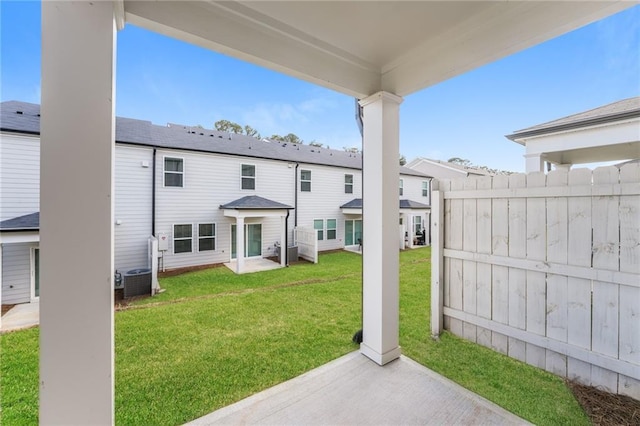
114, 146, 153, 273
296, 163, 362, 251
0, 133, 40, 221
401, 174, 431, 205
1, 242, 35, 304
154, 149, 295, 270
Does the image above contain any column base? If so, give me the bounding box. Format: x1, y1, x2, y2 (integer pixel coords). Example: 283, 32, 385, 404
360, 343, 401, 365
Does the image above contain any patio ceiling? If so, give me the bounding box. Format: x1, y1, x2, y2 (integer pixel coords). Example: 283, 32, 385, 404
122, 1, 631, 98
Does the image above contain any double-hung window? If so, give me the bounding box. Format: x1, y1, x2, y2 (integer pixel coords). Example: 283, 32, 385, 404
399, 179, 404, 196
301, 170, 311, 192
241, 164, 256, 190
422, 180, 429, 198
198, 223, 216, 251
344, 174, 353, 194
164, 157, 184, 187
173, 224, 192, 253
326, 219, 337, 240
314, 219, 324, 240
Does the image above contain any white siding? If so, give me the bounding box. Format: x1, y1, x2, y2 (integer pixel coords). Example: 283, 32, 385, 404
296, 164, 362, 251
0, 134, 40, 221
402, 175, 431, 206
155, 150, 295, 270
114, 146, 153, 273
2, 243, 34, 304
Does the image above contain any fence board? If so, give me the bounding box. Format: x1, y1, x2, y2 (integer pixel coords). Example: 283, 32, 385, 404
525, 172, 546, 368
592, 167, 620, 270
619, 286, 640, 365
475, 176, 492, 339
619, 162, 640, 274
449, 179, 465, 336
463, 178, 478, 342
491, 175, 509, 354
508, 174, 526, 335
566, 168, 593, 384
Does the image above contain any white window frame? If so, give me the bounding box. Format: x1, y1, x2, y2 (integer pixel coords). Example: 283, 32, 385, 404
241, 164, 256, 190
344, 174, 353, 194
413, 215, 422, 235
173, 223, 193, 254
326, 219, 337, 240
399, 178, 404, 196
313, 219, 324, 240
198, 223, 216, 252
301, 169, 312, 192
422, 180, 429, 198
164, 156, 184, 188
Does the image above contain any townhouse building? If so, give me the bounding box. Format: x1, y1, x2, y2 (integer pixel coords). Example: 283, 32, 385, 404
0, 100, 431, 305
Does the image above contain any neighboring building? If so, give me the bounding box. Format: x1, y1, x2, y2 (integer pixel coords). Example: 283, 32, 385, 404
0, 100, 432, 305
406, 157, 491, 180
506, 97, 640, 172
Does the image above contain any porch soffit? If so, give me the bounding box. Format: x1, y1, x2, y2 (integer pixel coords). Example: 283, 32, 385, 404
123, 1, 631, 98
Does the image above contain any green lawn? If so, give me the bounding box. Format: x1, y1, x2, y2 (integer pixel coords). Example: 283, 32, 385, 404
1, 249, 587, 425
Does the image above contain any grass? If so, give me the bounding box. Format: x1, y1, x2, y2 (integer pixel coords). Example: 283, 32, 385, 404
0, 249, 588, 425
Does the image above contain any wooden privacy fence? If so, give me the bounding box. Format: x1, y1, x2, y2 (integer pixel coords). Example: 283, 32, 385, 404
431, 163, 640, 398
294, 227, 318, 263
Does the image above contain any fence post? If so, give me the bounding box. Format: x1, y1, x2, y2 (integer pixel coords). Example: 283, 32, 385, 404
431, 189, 445, 337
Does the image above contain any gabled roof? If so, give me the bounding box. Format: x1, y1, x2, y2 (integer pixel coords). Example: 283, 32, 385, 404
340, 198, 430, 209
0, 212, 40, 231
506, 97, 640, 142
220, 195, 293, 210
1, 101, 429, 177
406, 157, 491, 176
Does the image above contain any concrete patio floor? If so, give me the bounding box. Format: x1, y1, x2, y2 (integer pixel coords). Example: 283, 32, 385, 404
224, 258, 283, 274
188, 351, 530, 425
1, 301, 39, 333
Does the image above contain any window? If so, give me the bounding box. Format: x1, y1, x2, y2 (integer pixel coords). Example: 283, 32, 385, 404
344, 174, 353, 194
164, 157, 184, 187
241, 164, 255, 190
327, 219, 337, 240
301, 169, 311, 192
413, 216, 422, 235
422, 180, 429, 198
198, 223, 216, 251
173, 224, 192, 253
314, 219, 324, 240
399, 179, 404, 196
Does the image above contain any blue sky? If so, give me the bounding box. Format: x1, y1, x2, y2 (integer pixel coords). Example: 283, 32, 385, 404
1, 2, 638, 173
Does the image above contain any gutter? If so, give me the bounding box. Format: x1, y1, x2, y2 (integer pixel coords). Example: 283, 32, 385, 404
506, 110, 640, 142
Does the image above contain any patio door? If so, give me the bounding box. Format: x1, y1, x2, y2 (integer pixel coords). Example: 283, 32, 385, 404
31, 247, 40, 302
344, 219, 362, 246
231, 223, 262, 259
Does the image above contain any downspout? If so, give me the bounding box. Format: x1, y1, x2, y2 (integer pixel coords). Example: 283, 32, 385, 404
152, 148, 156, 236
294, 163, 299, 227
285, 209, 290, 266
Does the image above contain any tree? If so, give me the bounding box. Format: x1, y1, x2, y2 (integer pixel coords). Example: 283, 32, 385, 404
214, 119, 243, 134
447, 157, 472, 167
271, 133, 303, 144
244, 125, 260, 139
309, 141, 324, 148
447, 157, 513, 175
399, 154, 407, 166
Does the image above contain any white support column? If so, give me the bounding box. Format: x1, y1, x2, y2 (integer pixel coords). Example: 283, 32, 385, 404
40, 2, 116, 424
236, 216, 245, 274
280, 215, 287, 267
359, 91, 403, 365
524, 153, 545, 173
